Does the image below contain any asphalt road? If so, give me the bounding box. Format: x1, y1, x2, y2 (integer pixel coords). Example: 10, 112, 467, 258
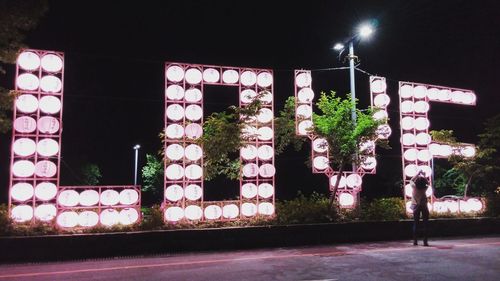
0, 236, 499, 281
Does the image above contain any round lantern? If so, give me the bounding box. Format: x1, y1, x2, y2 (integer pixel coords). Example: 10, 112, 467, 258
295, 72, 312, 88
223, 204, 239, 219
258, 183, 274, 198
185, 144, 202, 161
36, 138, 59, 157
166, 104, 184, 121
38, 116, 60, 134
166, 65, 184, 82
403, 148, 418, 161
165, 184, 184, 202
165, 206, 184, 222
185, 184, 202, 201
204, 205, 223, 220
330, 175, 347, 188
185, 68, 202, 84
39, 96, 61, 114
258, 202, 274, 215
166, 164, 184, 180
404, 184, 413, 197
166, 144, 184, 161
41, 53, 63, 72
257, 108, 273, 123
35, 182, 57, 200
14, 116, 37, 133
203, 68, 220, 83
13, 138, 36, 157
185, 88, 202, 102
346, 174, 362, 188
376, 124, 392, 139
119, 208, 139, 225
404, 164, 418, 177
373, 94, 390, 107
313, 156, 329, 170
257, 127, 273, 141
100, 209, 120, 226
16, 73, 39, 91
79, 189, 100, 206
399, 84, 413, 98
296, 104, 312, 119
185, 164, 202, 180
34, 204, 57, 221
240, 70, 257, 86
400, 101, 414, 113
257, 72, 273, 87
241, 202, 257, 217
401, 117, 415, 130
11, 182, 34, 201
370, 79, 387, 93
18, 51, 40, 70
242, 163, 259, 178
361, 156, 377, 170
414, 101, 430, 113
402, 133, 416, 146
185, 104, 202, 121
257, 145, 273, 160
259, 90, 273, 104
413, 85, 427, 99
185, 123, 202, 139
57, 211, 78, 228
12, 160, 35, 177
312, 138, 328, 153
415, 133, 431, 146
15, 94, 38, 113
426, 88, 439, 100
11, 205, 33, 222
242, 183, 258, 199
166, 124, 184, 139
100, 189, 120, 206
437, 89, 451, 101
58, 190, 79, 207
414, 117, 430, 131
417, 149, 432, 162
40, 75, 62, 93
259, 164, 275, 178
222, 69, 239, 84
185, 205, 203, 220
338, 193, 355, 207
120, 189, 139, 205
373, 110, 388, 121
78, 211, 99, 227
298, 120, 313, 135
165, 85, 185, 100
297, 88, 314, 103
240, 89, 257, 103
34, 160, 57, 177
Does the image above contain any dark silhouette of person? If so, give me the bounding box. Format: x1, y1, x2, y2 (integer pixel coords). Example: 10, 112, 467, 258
410, 170, 430, 246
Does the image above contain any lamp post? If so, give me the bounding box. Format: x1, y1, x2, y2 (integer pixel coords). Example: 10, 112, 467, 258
333, 23, 375, 172
133, 144, 141, 186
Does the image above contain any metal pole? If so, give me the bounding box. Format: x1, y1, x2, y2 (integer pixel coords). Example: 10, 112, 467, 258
134, 147, 139, 186
348, 41, 357, 172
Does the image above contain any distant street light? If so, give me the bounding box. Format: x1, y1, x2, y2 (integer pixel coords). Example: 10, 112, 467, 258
333, 21, 376, 172
133, 144, 141, 186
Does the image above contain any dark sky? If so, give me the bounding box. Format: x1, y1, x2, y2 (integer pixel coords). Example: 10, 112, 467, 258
1, 0, 499, 202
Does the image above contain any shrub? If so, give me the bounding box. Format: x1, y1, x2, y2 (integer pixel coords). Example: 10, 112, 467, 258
0, 204, 13, 236
485, 193, 500, 217
360, 197, 405, 221
275, 192, 338, 224
139, 204, 164, 230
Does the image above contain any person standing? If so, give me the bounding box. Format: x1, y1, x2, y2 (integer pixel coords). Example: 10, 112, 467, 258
410, 170, 430, 246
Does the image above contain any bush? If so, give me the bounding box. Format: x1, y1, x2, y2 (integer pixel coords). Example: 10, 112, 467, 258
360, 197, 405, 221
275, 192, 338, 224
485, 193, 500, 217
139, 204, 164, 230
0, 204, 13, 236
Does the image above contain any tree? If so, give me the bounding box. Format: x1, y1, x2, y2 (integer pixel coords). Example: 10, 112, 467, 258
79, 163, 102, 186
312, 91, 382, 208
141, 154, 163, 205
274, 96, 306, 154
0, 0, 48, 133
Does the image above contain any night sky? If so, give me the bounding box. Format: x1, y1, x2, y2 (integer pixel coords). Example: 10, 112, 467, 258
1, 0, 499, 203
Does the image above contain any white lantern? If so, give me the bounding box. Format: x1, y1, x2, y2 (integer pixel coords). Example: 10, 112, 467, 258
462, 92, 476, 105
400, 101, 414, 113
413, 85, 427, 99
165, 206, 184, 222
445, 200, 459, 213
313, 156, 329, 170
241, 145, 257, 160
35, 182, 57, 200
165, 85, 185, 100
100, 209, 120, 226
204, 205, 223, 220
257, 72, 273, 87
16, 94, 38, 113
78, 211, 99, 227
359, 140, 375, 153
240, 70, 257, 86
338, 193, 355, 207
414, 117, 430, 131
297, 88, 314, 103
426, 88, 439, 100
258, 183, 274, 198
296, 104, 312, 119
258, 202, 274, 215
185, 123, 202, 139
418, 165, 432, 177
38, 116, 60, 134
119, 208, 139, 225
401, 117, 415, 130
185, 184, 202, 201
185, 68, 202, 84
166, 65, 184, 82
14, 116, 37, 133
36, 138, 59, 157
461, 146, 476, 158
295, 72, 312, 88
18, 51, 41, 70
259, 164, 275, 178
241, 202, 257, 217
12, 160, 35, 177
166, 124, 184, 139
415, 133, 431, 146
34, 160, 57, 177
257, 126, 273, 141
429, 143, 441, 156
403, 148, 418, 161
242, 183, 258, 199
330, 175, 347, 188
11, 183, 34, 201
100, 189, 120, 206
41, 53, 63, 72
257, 145, 273, 161
34, 204, 57, 221
165, 184, 184, 202
240, 89, 257, 103
313, 138, 328, 153
185, 88, 202, 102
57, 211, 79, 228
259, 90, 273, 104
119, 189, 139, 205
373, 110, 388, 121
185, 144, 203, 161
222, 204, 239, 219
16, 73, 39, 91
11, 205, 33, 222
402, 133, 416, 146
414, 101, 429, 113
439, 144, 453, 157
241, 125, 257, 138
166, 144, 184, 161
40, 75, 62, 93
404, 164, 418, 177
467, 198, 483, 212
203, 68, 220, 83
13, 138, 36, 157
417, 149, 432, 162
79, 189, 100, 206
185, 164, 202, 180
370, 79, 387, 93
222, 69, 239, 84
58, 190, 80, 207
373, 94, 390, 107
39, 96, 61, 114
376, 124, 392, 139
361, 156, 377, 170
298, 120, 313, 135
185, 205, 203, 220
425, 186, 433, 197
404, 184, 413, 197
166, 104, 185, 121
166, 164, 184, 180
185, 104, 202, 121
257, 108, 273, 123
438, 89, 451, 101
346, 174, 363, 188
399, 85, 413, 98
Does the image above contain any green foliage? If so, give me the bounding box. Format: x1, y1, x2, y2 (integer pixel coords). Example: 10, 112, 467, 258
141, 154, 164, 204
139, 204, 165, 230
274, 192, 339, 224
79, 163, 102, 186
274, 96, 305, 154
0, 204, 13, 236
360, 198, 406, 221
430, 130, 457, 144
433, 165, 468, 197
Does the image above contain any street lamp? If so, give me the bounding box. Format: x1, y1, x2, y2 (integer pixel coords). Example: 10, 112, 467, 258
133, 144, 141, 186
333, 22, 376, 172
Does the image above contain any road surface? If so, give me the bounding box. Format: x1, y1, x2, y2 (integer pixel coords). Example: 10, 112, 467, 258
0, 236, 499, 281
